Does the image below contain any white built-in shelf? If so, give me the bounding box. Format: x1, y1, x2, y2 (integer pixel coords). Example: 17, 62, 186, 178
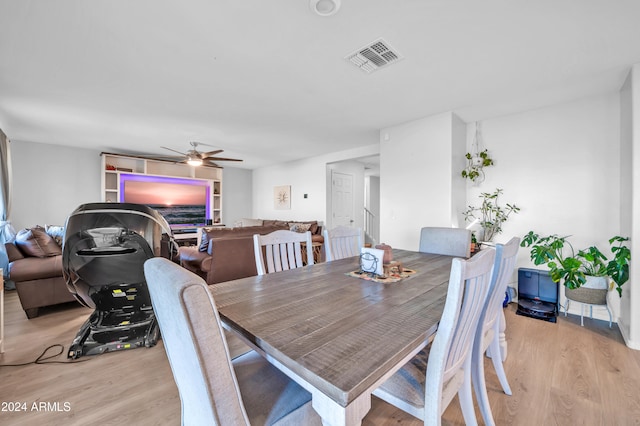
100, 153, 223, 225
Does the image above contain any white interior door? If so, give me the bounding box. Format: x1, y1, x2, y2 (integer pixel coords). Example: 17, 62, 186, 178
331, 171, 354, 227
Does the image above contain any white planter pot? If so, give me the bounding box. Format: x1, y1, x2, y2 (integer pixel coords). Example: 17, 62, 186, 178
565, 275, 609, 306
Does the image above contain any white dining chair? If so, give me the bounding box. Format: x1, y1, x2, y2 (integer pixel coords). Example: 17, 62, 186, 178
143, 257, 322, 426
471, 236, 520, 426
418, 226, 472, 258
373, 247, 495, 425
323, 225, 363, 261
253, 229, 313, 275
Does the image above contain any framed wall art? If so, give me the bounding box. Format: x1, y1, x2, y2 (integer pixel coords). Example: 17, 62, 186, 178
274, 185, 291, 210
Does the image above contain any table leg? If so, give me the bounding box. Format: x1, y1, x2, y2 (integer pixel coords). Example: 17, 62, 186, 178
487, 309, 508, 361
498, 309, 507, 361
311, 390, 371, 426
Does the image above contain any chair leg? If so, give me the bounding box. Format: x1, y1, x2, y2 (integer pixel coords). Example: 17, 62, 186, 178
580, 303, 584, 326
606, 304, 612, 328
563, 299, 570, 316
472, 348, 494, 426
489, 334, 512, 396
459, 369, 479, 426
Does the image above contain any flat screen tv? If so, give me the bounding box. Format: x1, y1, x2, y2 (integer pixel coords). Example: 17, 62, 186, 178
119, 173, 211, 228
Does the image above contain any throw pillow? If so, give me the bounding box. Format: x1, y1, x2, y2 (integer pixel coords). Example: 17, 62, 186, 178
199, 228, 211, 252
45, 224, 65, 246
239, 218, 264, 227
15, 226, 62, 258
289, 222, 312, 233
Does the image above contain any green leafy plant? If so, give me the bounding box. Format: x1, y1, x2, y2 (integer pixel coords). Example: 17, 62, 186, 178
462, 188, 519, 242
461, 149, 494, 182
521, 232, 630, 297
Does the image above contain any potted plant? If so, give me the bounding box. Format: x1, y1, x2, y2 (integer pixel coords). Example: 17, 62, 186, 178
520, 232, 630, 300
462, 188, 520, 242
461, 149, 494, 183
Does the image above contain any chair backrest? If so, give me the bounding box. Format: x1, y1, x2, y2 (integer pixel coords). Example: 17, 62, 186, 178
424, 247, 495, 419
143, 257, 249, 426
253, 229, 313, 275
418, 227, 471, 258
323, 226, 363, 261
476, 237, 520, 348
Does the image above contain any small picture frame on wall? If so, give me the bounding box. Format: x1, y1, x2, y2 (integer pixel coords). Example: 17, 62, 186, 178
274, 185, 291, 210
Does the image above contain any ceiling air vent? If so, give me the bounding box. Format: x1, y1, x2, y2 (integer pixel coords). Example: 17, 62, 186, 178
345, 38, 403, 74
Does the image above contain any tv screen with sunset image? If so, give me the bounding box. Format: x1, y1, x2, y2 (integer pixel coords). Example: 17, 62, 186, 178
119, 174, 210, 227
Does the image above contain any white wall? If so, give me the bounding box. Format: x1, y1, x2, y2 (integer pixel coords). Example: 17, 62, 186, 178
252, 144, 379, 224
11, 140, 101, 230
620, 69, 633, 343
379, 112, 464, 250
221, 166, 252, 226
620, 63, 640, 349
9, 141, 254, 234
631, 63, 640, 348
470, 93, 622, 321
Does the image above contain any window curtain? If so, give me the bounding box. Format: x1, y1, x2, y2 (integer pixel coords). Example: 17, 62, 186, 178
1, 128, 16, 287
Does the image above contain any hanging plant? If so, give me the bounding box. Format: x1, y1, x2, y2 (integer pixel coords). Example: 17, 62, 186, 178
461, 122, 494, 183
461, 149, 494, 182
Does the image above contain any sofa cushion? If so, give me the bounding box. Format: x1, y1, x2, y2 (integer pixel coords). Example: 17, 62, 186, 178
198, 227, 234, 252
178, 246, 210, 279
200, 225, 290, 252
200, 227, 230, 252
237, 218, 264, 227
5, 242, 25, 262
263, 219, 289, 227
15, 226, 62, 258
8, 255, 63, 281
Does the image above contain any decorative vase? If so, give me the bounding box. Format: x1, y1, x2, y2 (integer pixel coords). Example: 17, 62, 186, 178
375, 243, 393, 263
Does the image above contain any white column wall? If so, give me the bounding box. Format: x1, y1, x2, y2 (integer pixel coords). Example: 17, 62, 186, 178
379, 112, 460, 250
619, 63, 640, 349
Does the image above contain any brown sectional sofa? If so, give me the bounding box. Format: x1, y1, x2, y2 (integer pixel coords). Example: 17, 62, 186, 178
179, 220, 323, 285
4, 226, 78, 318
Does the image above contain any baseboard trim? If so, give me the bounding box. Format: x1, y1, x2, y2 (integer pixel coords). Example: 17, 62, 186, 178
617, 317, 640, 350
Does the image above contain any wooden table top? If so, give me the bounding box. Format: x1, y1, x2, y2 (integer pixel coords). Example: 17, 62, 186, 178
210, 249, 453, 407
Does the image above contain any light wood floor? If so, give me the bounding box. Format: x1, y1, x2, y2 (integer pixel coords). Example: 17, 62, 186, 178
1, 290, 639, 426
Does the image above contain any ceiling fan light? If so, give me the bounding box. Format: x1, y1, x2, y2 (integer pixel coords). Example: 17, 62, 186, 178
310, 0, 341, 16
187, 157, 203, 167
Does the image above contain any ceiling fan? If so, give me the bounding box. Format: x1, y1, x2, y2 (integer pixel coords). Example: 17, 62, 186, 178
159, 142, 243, 168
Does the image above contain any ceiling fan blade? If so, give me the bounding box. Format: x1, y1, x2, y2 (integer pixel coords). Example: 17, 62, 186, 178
200, 149, 224, 158
161, 146, 188, 156
204, 160, 222, 168
205, 157, 243, 162
144, 153, 185, 162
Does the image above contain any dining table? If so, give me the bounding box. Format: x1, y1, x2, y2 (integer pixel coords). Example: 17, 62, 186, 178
210, 249, 457, 426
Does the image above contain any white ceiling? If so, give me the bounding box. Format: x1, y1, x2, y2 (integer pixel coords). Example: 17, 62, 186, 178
1, 1, 640, 169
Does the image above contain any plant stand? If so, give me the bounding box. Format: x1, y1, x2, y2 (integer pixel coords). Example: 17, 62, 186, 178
562, 276, 612, 328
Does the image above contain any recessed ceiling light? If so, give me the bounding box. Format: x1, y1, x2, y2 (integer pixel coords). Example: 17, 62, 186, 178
310, 0, 341, 17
